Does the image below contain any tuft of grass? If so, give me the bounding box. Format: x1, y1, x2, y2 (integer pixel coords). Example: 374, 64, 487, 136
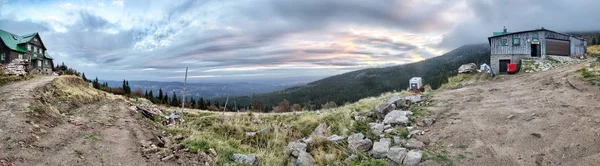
84, 134, 102, 141
578, 66, 600, 86
456, 154, 466, 160
423, 150, 454, 166
439, 72, 491, 89
0, 75, 34, 86
455, 145, 468, 150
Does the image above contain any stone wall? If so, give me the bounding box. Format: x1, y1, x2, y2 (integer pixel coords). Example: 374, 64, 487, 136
2, 59, 28, 76
490, 54, 530, 73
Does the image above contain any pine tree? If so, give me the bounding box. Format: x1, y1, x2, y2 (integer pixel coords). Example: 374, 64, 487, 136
593, 37, 598, 45
164, 95, 169, 105
158, 88, 164, 104
190, 97, 196, 108
199, 97, 205, 109
148, 90, 154, 102
144, 90, 148, 99
81, 73, 88, 82
93, 77, 99, 89
171, 92, 178, 107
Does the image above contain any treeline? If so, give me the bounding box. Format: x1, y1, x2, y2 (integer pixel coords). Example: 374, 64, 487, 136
214, 44, 491, 111
81, 73, 251, 111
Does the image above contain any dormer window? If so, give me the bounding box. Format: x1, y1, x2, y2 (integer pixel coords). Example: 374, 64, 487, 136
34, 38, 38, 42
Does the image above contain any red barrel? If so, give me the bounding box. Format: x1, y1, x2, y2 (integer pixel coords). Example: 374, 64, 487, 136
507, 63, 517, 73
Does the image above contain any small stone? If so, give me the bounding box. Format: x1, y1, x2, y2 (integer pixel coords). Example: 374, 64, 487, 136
313, 123, 330, 136
594, 118, 600, 123
287, 141, 307, 157
507, 115, 515, 119
328, 135, 345, 143
232, 154, 257, 165
369, 138, 391, 158
296, 151, 316, 166
161, 154, 175, 161
209, 148, 218, 156
384, 128, 394, 134
423, 118, 435, 126
404, 139, 425, 149
531, 133, 542, 138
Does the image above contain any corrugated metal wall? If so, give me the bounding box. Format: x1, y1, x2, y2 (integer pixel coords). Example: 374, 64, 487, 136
490, 32, 538, 55
570, 36, 586, 55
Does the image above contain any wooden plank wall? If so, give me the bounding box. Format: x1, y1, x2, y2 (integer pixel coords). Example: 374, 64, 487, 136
490, 31, 539, 55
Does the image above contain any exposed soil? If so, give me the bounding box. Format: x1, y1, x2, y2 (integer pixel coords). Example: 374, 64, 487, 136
424, 63, 600, 165
0, 76, 180, 166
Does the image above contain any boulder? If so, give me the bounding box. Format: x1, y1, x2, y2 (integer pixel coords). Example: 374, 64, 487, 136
287, 142, 307, 157
383, 110, 411, 125
313, 123, 330, 137
404, 95, 422, 103
232, 154, 257, 165
348, 133, 373, 152
374, 103, 395, 115
369, 138, 391, 159
403, 150, 423, 166
328, 135, 345, 143
387, 146, 408, 163
404, 139, 425, 150
296, 151, 316, 166
395, 99, 411, 110
369, 123, 385, 135
458, 63, 477, 74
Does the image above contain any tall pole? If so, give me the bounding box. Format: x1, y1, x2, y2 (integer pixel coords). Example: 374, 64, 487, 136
181, 67, 188, 118
223, 90, 230, 114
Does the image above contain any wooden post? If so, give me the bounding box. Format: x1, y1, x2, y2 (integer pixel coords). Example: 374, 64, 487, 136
223, 90, 230, 114
181, 67, 188, 119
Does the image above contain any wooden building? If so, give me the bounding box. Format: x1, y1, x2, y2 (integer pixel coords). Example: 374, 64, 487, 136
488, 27, 587, 73
0, 29, 54, 74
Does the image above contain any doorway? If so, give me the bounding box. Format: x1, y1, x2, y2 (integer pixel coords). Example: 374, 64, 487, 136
531, 44, 539, 57
499, 59, 510, 73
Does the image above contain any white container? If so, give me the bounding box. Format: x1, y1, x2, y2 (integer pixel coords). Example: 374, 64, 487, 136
409, 77, 422, 90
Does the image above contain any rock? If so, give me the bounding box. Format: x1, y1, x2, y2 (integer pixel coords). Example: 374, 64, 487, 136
209, 148, 218, 156
384, 124, 392, 129
383, 110, 411, 125
313, 123, 330, 136
161, 154, 175, 161
594, 118, 600, 123
301, 137, 313, 144
404, 139, 425, 149
328, 135, 345, 143
395, 99, 411, 110
387, 146, 408, 163
233, 154, 257, 165
403, 150, 423, 166
374, 103, 395, 115
139, 140, 153, 147
369, 138, 391, 159
393, 136, 402, 145
384, 128, 395, 134
348, 133, 373, 152
369, 123, 385, 135
409, 130, 424, 137
416, 121, 425, 127
246, 132, 257, 137
287, 142, 307, 157
172, 144, 185, 151
507, 115, 515, 119
197, 150, 215, 164
404, 95, 422, 103
531, 133, 542, 138
423, 118, 435, 126
173, 134, 185, 141
296, 151, 316, 166
458, 63, 478, 74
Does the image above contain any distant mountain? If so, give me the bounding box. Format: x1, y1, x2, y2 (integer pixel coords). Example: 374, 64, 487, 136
102, 80, 300, 99
218, 44, 491, 110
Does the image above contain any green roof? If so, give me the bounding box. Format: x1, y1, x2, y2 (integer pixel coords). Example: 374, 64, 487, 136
44, 52, 53, 59
0, 29, 38, 53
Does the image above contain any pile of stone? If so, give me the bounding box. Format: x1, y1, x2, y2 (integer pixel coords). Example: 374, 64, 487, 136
3, 59, 28, 76
129, 103, 164, 115
140, 134, 216, 165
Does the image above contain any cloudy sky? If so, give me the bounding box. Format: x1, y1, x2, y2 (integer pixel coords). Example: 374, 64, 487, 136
1, 0, 599, 83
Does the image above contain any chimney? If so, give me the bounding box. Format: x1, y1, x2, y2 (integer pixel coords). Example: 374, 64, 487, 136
503, 26, 507, 33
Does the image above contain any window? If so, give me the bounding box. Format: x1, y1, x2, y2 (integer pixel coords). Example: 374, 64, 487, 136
44, 60, 48, 65
0, 53, 4, 61
513, 38, 520, 46
28, 44, 31, 51
38, 61, 41, 67
18, 54, 23, 59
34, 46, 37, 53
502, 38, 508, 46
532, 33, 539, 39
34, 38, 38, 42
33, 54, 37, 58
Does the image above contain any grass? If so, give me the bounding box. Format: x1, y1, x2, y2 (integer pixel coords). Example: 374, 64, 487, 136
161, 90, 421, 165
455, 145, 468, 150
439, 72, 491, 89
0, 74, 34, 86
578, 65, 600, 86
588, 45, 600, 57
84, 134, 102, 141
423, 150, 454, 166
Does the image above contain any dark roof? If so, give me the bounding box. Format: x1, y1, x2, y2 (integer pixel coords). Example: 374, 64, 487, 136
487, 28, 586, 44
0, 29, 31, 52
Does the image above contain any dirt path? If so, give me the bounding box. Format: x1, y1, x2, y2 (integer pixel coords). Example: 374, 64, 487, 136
425, 63, 600, 165
0, 76, 168, 166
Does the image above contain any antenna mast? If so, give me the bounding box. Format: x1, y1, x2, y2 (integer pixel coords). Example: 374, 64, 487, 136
181, 67, 188, 119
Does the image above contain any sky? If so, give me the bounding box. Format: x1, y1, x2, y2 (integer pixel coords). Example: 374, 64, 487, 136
1, 0, 600, 83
